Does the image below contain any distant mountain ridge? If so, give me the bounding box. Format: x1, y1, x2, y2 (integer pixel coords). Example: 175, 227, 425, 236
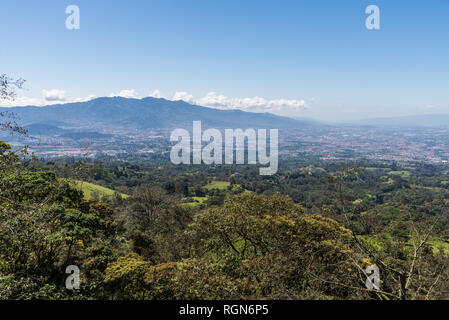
1, 97, 316, 134
24, 123, 68, 135
353, 114, 449, 127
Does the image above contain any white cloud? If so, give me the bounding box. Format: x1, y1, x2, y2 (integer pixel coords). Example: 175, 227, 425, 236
109, 89, 140, 99
71, 94, 97, 103
42, 89, 66, 101
0, 96, 44, 107
148, 89, 161, 98
171, 91, 308, 115
0, 91, 96, 107
0, 88, 308, 116
172, 91, 194, 103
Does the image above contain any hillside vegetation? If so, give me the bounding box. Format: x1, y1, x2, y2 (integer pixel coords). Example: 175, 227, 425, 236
69, 179, 129, 200
1, 140, 449, 300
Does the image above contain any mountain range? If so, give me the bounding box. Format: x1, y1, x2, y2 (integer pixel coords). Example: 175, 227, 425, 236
0, 97, 316, 136
2, 97, 449, 140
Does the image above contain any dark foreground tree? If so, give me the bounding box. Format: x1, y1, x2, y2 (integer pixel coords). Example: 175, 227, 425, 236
105, 193, 367, 299
0, 74, 25, 100
0, 74, 27, 134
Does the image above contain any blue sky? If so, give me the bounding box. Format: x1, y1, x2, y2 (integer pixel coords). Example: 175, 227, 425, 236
0, 0, 448, 121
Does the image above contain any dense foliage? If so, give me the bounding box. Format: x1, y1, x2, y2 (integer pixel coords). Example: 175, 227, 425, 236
1, 140, 449, 300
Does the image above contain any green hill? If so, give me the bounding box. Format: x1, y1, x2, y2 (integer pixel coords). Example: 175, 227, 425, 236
70, 180, 129, 200
204, 181, 230, 190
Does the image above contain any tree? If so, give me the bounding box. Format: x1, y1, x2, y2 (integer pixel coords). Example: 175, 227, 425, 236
184, 193, 361, 299
0, 74, 25, 100
0, 74, 27, 135
114, 186, 193, 263
332, 165, 449, 300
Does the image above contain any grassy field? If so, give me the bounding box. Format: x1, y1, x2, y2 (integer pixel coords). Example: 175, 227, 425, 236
70, 180, 129, 200
183, 181, 252, 207
388, 170, 411, 178
363, 167, 390, 171
430, 239, 449, 254
204, 181, 230, 190
183, 196, 208, 207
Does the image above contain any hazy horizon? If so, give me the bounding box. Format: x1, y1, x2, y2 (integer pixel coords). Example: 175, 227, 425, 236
2, 94, 449, 124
